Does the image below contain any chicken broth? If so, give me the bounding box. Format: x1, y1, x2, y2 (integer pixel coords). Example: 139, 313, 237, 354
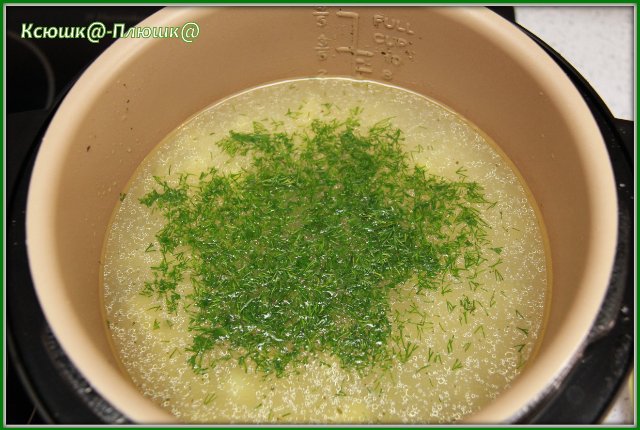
102, 78, 549, 423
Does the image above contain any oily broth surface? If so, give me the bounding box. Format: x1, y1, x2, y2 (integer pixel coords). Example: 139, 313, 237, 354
102, 78, 548, 423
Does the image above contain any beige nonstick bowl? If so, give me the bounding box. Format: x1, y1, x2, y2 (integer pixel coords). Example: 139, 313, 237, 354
26, 6, 618, 423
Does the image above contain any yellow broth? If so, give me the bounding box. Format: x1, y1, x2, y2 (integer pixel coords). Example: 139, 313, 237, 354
102, 78, 548, 423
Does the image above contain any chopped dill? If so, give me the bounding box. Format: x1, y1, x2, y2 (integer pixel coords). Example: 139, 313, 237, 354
493, 269, 504, 282
446, 301, 457, 313
285, 107, 302, 119
489, 291, 497, 308
460, 311, 468, 325
393, 334, 419, 364
469, 280, 480, 292
451, 358, 463, 371
440, 284, 453, 295
140, 111, 497, 376
416, 364, 431, 374
460, 295, 476, 313
455, 166, 468, 178
203, 393, 216, 405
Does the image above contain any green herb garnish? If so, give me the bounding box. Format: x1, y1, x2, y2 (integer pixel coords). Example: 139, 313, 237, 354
447, 339, 454, 354
140, 111, 496, 376
451, 358, 463, 371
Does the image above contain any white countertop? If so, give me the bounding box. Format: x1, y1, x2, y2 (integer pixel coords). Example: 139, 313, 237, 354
515, 6, 634, 121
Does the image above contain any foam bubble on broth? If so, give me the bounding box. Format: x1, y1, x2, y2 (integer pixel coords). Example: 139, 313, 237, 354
102, 78, 548, 423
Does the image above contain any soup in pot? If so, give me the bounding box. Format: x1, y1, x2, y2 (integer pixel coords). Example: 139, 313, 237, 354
102, 78, 549, 423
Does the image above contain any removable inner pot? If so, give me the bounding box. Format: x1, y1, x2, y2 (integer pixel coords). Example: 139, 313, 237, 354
26, 7, 617, 423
